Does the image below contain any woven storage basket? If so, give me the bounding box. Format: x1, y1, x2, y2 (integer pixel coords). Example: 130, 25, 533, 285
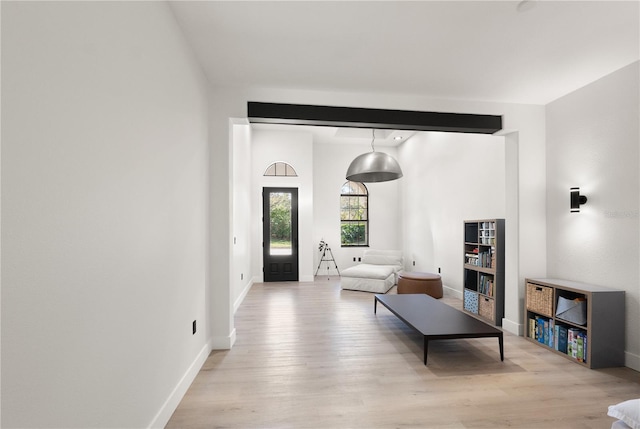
478, 296, 495, 321
526, 282, 553, 317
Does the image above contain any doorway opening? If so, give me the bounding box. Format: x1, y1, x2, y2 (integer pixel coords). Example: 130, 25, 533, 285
262, 187, 299, 282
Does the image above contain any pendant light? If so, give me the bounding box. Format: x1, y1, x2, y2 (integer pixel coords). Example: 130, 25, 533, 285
346, 129, 403, 182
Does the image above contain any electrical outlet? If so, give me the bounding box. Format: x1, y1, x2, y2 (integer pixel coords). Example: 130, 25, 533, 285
358, 257, 361, 262
438, 267, 441, 273
241, 273, 244, 280
192, 320, 196, 335
353, 257, 356, 261
413, 260, 415, 266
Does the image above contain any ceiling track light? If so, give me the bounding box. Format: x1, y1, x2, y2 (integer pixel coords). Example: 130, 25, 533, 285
345, 129, 403, 183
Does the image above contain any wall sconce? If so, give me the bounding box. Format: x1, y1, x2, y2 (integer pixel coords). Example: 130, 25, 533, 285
570, 187, 588, 212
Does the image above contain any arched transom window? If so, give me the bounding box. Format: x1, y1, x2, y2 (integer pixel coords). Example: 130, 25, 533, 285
264, 162, 298, 177
340, 181, 368, 247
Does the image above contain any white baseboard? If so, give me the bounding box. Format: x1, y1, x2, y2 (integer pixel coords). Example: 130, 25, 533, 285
625, 350, 640, 371
211, 328, 236, 350
443, 284, 462, 299
501, 317, 523, 336
148, 340, 211, 429
234, 279, 254, 313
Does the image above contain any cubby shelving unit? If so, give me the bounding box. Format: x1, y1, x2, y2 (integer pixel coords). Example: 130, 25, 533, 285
524, 278, 625, 368
462, 219, 504, 326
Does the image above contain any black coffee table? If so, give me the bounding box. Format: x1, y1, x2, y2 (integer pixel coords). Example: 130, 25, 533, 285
374, 294, 504, 365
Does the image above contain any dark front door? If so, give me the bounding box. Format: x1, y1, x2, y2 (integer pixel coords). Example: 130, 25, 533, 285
263, 187, 299, 282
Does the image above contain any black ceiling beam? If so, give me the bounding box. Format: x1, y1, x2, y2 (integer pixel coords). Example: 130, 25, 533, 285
247, 102, 502, 134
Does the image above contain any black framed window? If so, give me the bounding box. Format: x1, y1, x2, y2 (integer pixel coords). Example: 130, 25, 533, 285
340, 181, 368, 247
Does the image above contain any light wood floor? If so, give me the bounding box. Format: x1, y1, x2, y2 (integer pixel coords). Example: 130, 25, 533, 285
166, 278, 640, 428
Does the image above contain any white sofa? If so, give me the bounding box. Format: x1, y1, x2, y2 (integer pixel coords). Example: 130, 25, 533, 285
340, 249, 403, 293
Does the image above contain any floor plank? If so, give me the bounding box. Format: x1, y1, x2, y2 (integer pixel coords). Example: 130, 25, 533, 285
166, 278, 640, 428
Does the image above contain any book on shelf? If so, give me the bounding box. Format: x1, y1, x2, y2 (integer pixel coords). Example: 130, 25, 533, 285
565, 327, 587, 362
478, 275, 494, 297
531, 316, 557, 348
529, 318, 535, 339
545, 319, 554, 347
476, 248, 494, 268
533, 316, 548, 345
575, 329, 587, 363
555, 324, 568, 354
569, 328, 579, 359
567, 328, 574, 357
536, 318, 543, 344
577, 335, 584, 362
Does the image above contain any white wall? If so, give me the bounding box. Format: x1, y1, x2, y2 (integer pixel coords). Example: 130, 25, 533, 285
398, 132, 506, 296
1, 2, 210, 427
313, 142, 402, 273
251, 129, 314, 282
232, 122, 253, 310
546, 61, 640, 370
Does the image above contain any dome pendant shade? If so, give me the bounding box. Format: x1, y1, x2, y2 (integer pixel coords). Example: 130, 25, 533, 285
345, 151, 403, 183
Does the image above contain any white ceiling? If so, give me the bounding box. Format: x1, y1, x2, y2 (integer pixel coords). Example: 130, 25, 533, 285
169, 1, 639, 106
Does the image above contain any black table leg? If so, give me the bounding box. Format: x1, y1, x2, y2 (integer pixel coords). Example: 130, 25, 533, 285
374, 297, 378, 314
499, 333, 504, 361
423, 337, 429, 365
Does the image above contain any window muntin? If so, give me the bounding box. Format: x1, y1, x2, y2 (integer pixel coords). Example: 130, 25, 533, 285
264, 162, 298, 177
340, 181, 368, 247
